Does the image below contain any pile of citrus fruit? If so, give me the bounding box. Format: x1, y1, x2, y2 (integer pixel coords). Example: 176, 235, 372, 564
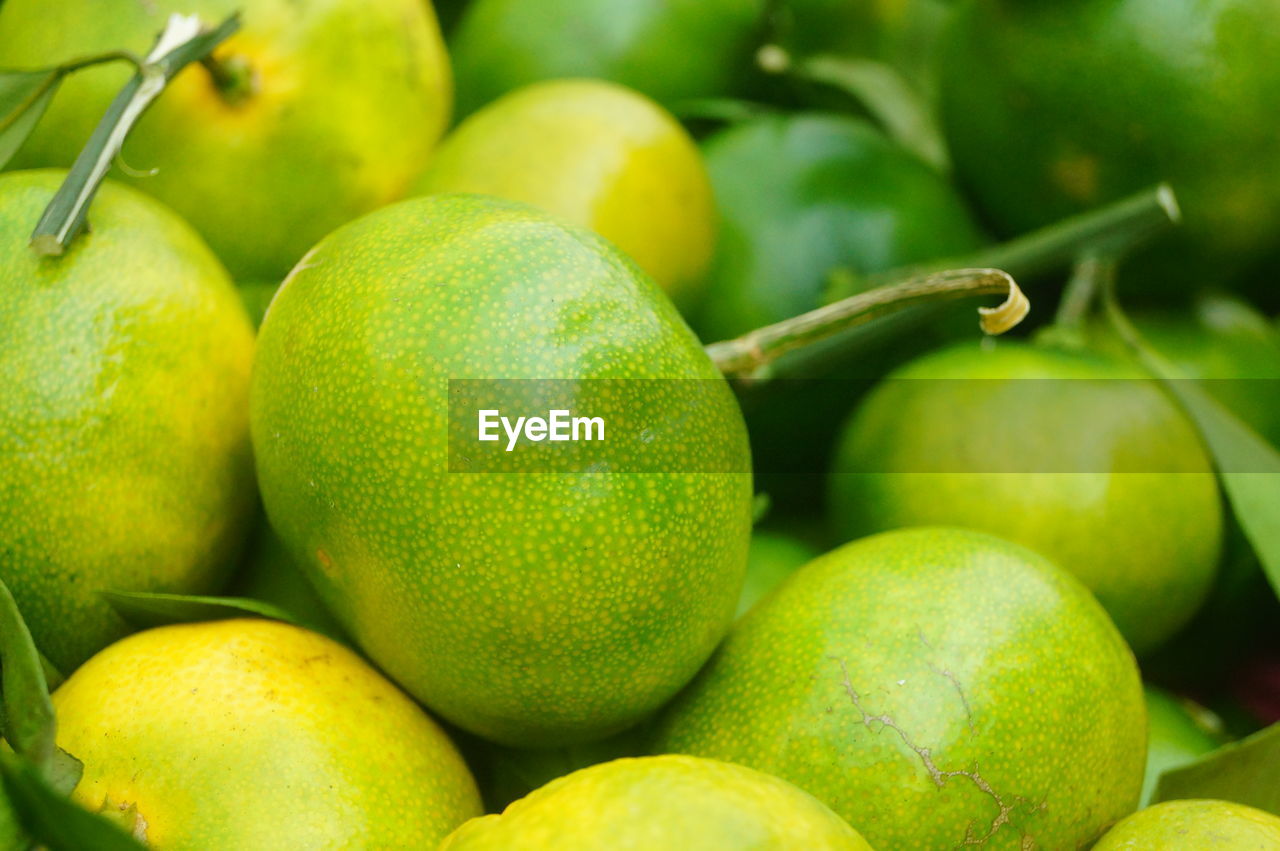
1, 1, 1278, 848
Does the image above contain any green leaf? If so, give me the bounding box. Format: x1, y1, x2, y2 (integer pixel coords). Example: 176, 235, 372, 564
0, 751, 145, 851
102, 591, 298, 630
0, 578, 56, 770
1155, 721, 1280, 815
793, 54, 950, 173
1102, 282, 1280, 600
0, 69, 61, 169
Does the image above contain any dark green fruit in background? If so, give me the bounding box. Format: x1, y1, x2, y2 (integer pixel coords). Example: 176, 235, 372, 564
735, 529, 821, 617
939, 0, 1280, 292
771, 0, 957, 98
829, 340, 1222, 656
655, 527, 1147, 849
0, 0, 452, 282
694, 113, 984, 343
1141, 686, 1223, 807
449, 0, 768, 117
694, 113, 985, 517
0, 171, 255, 672
252, 195, 752, 748
227, 519, 349, 643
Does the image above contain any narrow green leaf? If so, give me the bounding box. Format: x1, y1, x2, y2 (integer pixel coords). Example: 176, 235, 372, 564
102, 591, 298, 630
794, 54, 950, 173
0, 69, 60, 169
0, 751, 145, 851
1155, 721, 1280, 814
1102, 283, 1280, 599
0, 578, 55, 770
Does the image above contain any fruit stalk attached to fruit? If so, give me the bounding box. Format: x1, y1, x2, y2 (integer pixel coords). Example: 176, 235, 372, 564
28, 12, 240, 256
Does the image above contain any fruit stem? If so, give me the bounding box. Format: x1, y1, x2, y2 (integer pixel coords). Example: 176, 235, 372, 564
28, 13, 240, 256
893, 183, 1180, 285
1055, 252, 1115, 328
707, 268, 1027, 380
743, 184, 1181, 382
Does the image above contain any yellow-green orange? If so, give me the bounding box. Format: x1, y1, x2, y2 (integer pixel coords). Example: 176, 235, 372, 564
1093, 800, 1280, 849
440, 755, 873, 850
0, 170, 254, 671
251, 194, 752, 747
54, 619, 481, 848
1142, 686, 1223, 806
0, 0, 451, 281
654, 527, 1147, 849
415, 79, 715, 311
829, 340, 1222, 655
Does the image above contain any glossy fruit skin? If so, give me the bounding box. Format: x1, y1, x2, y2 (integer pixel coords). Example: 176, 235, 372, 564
53, 619, 482, 848
736, 529, 821, 617
252, 194, 753, 747
0, 170, 255, 672
1141, 686, 1222, 806
654, 527, 1147, 850
440, 755, 873, 850
939, 0, 1280, 290
694, 113, 985, 343
449, 0, 767, 116
828, 340, 1223, 655
415, 79, 715, 312
1093, 799, 1280, 849
0, 0, 451, 282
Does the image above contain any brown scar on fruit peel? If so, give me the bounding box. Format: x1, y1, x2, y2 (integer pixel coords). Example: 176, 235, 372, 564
831, 657, 1041, 848
918, 629, 976, 733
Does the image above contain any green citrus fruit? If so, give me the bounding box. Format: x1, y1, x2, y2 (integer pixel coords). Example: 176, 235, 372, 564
736, 529, 821, 618
694, 112, 984, 342
449, 0, 768, 116
828, 340, 1223, 655
54, 618, 482, 847
1093, 799, 1280, 849
654, 527, 1147, 849
415, 79, 715, 311
771, 0, 957, 98
0, 0, 451, 281
1141, 686, 1224, 806
0, 170, 255, 672
251, 194, 752, 747
938, 0, 1280, 290
440, 755, 873, 849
